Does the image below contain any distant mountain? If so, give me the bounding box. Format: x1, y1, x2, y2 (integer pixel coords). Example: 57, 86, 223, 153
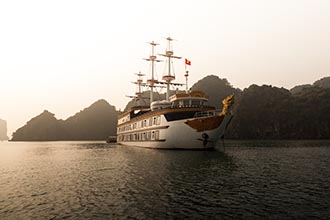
11, 100, 118, 141
226, 85, 330, 139
65, 99, 118, 140
0, 119, 9, 141
290, 76, 330, 95
11, 111, 67, 141
290, 84, 313, 95
11, 75, 330, 141
226, 85, 294, 139
191, 75, 241, 109
313, 76, 330, 88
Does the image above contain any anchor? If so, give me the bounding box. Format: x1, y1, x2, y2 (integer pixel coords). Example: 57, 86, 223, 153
197, 133, 212, 147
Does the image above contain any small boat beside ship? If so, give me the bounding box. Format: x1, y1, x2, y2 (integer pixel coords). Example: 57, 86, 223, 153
106, 136, 117, 143
116, 37, 234, 149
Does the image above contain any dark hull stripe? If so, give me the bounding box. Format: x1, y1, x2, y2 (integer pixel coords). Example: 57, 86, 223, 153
117, 125, 169, 135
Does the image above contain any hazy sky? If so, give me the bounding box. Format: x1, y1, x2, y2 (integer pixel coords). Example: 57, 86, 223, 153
1, 0, 330, 136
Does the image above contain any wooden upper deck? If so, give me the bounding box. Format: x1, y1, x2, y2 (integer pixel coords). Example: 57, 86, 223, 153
169, 91, 208, 101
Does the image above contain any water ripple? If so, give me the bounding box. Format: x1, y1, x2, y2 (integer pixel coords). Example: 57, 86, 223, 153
1, 141, 330, 219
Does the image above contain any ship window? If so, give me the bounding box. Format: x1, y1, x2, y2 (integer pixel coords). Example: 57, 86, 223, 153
156, 116, 161, 125
147, 131, 151, 140
155, 131, 159, 140
141, 121, 144, 128
153, 117, 157, 125
191, 100, 200, 106
151, 131, 155, 140
184, 100, 189, 107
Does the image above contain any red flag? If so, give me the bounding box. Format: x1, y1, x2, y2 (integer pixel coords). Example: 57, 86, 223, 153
185, 58, 191, 65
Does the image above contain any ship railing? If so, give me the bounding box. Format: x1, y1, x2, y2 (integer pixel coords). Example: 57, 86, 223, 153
193, 111, 217, 118
170, 104, 214, 109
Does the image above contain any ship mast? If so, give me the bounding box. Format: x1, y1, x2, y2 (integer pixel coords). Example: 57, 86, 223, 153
144, 41, 161, 104
160, 37, 181, 100
127, 72, 146, 106
135, 72, 144, 99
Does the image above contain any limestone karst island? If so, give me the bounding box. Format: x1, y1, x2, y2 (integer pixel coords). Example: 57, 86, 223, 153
10, 75, 330, 141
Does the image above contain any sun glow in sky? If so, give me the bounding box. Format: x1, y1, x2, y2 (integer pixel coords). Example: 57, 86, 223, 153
1, 0, 330, 136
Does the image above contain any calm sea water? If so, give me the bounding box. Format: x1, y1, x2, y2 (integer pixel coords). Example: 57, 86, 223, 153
1, 141, 330, 220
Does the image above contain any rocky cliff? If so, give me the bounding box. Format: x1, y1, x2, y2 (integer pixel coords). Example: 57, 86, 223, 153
11, 100, 118, 141
0, 119, 9, 141
11, 75, 330, 141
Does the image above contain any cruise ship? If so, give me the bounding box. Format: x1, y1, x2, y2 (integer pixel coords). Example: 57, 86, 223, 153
116, 37, 234, 149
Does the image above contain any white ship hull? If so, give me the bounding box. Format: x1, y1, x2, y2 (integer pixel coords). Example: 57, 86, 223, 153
117, 114, 233, 150
115, 38, 235, 150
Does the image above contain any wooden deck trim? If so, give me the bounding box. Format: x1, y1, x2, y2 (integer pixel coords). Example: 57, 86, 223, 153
185, 115, 224, 132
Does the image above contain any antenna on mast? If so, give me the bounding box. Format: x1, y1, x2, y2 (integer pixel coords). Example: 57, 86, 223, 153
159, 37, 182, 100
